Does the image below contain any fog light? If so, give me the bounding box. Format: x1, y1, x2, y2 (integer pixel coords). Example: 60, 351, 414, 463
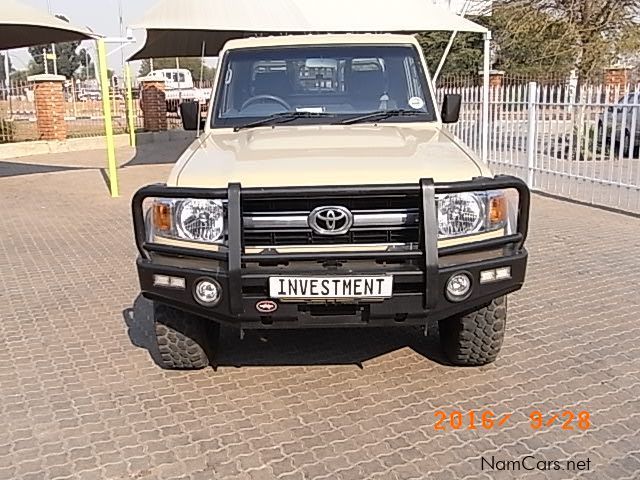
194, 278, 222, 306
446, 273, 472, 301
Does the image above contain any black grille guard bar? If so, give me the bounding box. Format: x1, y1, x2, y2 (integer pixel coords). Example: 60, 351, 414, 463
132, 176, 530, 313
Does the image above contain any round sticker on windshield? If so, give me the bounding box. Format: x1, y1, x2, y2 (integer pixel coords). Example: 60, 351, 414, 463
409, 97, 425, 110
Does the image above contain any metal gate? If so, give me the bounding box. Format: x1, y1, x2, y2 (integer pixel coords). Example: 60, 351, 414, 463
437, 82, 640, 213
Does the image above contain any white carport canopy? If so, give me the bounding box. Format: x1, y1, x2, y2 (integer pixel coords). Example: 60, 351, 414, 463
0, 0, 97, 50
129, 0, 488, 60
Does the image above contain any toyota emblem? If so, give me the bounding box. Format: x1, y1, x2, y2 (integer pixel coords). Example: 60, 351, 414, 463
308, 206, 354, 235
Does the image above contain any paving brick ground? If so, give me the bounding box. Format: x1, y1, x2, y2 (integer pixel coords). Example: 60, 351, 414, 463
0, 149, 639, 480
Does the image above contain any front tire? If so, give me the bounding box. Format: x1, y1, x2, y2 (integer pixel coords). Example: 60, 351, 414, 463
439, 297, 507, 366
154, 303, 219, 370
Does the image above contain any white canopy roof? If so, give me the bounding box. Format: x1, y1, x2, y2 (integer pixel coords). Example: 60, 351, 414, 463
1, 0, 97, 50
130, 0, 488, 59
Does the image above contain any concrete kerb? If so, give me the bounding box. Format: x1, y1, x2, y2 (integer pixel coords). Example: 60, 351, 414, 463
0, 130, 196, 160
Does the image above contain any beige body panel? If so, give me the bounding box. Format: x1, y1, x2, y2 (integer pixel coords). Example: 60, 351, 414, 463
163, 33, 496, 250
168, 124, 491, 188
220, 33, 425, 51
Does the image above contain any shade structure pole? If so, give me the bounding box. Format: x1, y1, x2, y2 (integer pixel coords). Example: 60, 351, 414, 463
97, 38, 119, 198
481, 30, 491, 165
433, 31, 457, 84
125, 63, 136, 148
433, 0, 472, 84
197, 41, 206, 138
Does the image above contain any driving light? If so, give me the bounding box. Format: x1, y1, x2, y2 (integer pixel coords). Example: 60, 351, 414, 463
495, 267, 512, 280
480, 267, 512, 284
194, 279, 222, 306
480, 270, 496, 284
153, 275, 186, 289
446, 273, 472, 302
176, 199, 225, 243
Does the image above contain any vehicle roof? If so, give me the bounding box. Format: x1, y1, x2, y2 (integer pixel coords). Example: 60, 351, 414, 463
221, 33, 422, 52
151, 68, 191, 73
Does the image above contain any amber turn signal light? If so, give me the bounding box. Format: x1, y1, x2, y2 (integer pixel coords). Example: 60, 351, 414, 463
489, 195, 507, 225
153, 201, 172, 232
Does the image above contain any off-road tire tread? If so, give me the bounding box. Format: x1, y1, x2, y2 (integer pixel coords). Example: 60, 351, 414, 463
439, 297, 507, 366
154, 303, 219, 370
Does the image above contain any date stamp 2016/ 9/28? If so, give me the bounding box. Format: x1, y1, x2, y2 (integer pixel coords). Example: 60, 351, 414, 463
434, 410, 591, 431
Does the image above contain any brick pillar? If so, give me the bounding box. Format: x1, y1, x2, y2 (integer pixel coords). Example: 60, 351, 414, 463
140, 78, 167, 132
604, 66, 631, 100
28, 74, 67, 141
489, 70, 505, 88
479, 70, 505, 105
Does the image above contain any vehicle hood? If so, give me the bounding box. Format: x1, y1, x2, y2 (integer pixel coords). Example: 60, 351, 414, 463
169, 124, 490, 188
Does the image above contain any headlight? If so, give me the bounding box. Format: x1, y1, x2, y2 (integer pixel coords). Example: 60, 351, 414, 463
150, 198, 226, 244
437, 190, 510, 239
176, 199, 224, 242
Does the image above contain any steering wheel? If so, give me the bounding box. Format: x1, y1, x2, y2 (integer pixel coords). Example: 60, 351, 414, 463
241, 95, 292, 111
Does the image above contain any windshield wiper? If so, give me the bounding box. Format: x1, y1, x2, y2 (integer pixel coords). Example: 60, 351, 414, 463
233, 112, 333, 132
336, 109, 424, 125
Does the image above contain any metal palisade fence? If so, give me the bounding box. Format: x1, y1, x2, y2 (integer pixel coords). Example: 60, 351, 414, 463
437, 81, 640, 214
0, 79, 217, 143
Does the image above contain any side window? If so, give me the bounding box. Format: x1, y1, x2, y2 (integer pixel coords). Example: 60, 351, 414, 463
404, 57, 425, 101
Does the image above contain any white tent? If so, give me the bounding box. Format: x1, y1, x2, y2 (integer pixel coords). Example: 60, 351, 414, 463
129, 0, 492, 164
129, 0, 487, 60
0, 0, 97, 50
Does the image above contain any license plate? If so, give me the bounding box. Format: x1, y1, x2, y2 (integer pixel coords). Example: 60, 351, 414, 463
269, 276, 393, 300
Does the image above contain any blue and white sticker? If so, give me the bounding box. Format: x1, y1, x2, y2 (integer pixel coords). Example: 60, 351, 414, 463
409, 96, 425, 110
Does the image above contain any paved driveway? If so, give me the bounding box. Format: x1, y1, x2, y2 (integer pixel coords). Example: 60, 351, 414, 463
0, 152, 639, 480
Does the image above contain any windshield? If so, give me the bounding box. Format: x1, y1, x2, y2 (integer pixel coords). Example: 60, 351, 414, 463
212, 44, 436, 128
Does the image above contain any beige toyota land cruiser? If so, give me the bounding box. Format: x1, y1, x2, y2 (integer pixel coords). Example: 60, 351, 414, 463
132, 34, 530, 370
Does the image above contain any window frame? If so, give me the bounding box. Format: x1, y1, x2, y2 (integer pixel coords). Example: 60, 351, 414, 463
209, 43, 438, 130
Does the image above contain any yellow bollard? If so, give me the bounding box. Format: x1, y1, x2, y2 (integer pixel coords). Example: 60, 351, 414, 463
125, 64, 136, 148
97, 38, 119, 198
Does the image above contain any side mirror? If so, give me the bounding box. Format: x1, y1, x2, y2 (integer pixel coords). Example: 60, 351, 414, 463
179, 101, 206, 131
441, 94, 462, 124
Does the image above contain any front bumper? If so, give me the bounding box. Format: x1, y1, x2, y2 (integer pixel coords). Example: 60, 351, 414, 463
132, 176, 530, 329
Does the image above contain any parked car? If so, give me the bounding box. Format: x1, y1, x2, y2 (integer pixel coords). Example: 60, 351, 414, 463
143, 68, 212, 112
77, 88, 101, 101
598, 92, 640, 157
131, 33, 530, 370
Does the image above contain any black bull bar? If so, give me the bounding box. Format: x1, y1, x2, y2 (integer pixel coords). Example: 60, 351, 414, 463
132, 175, 530, 316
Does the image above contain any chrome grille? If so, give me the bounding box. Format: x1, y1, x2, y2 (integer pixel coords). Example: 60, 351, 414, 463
242, 196, 421, 247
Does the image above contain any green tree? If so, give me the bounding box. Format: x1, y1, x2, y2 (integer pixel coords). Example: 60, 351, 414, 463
139, 57, 217, 81
419, 5, 579, 80
418, 31, 484, 77
27, 15, 83, 78
10, 70, 28, 83
486, 0, 640, 81
483, 4, 577, 78
28, 41, 83, 78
